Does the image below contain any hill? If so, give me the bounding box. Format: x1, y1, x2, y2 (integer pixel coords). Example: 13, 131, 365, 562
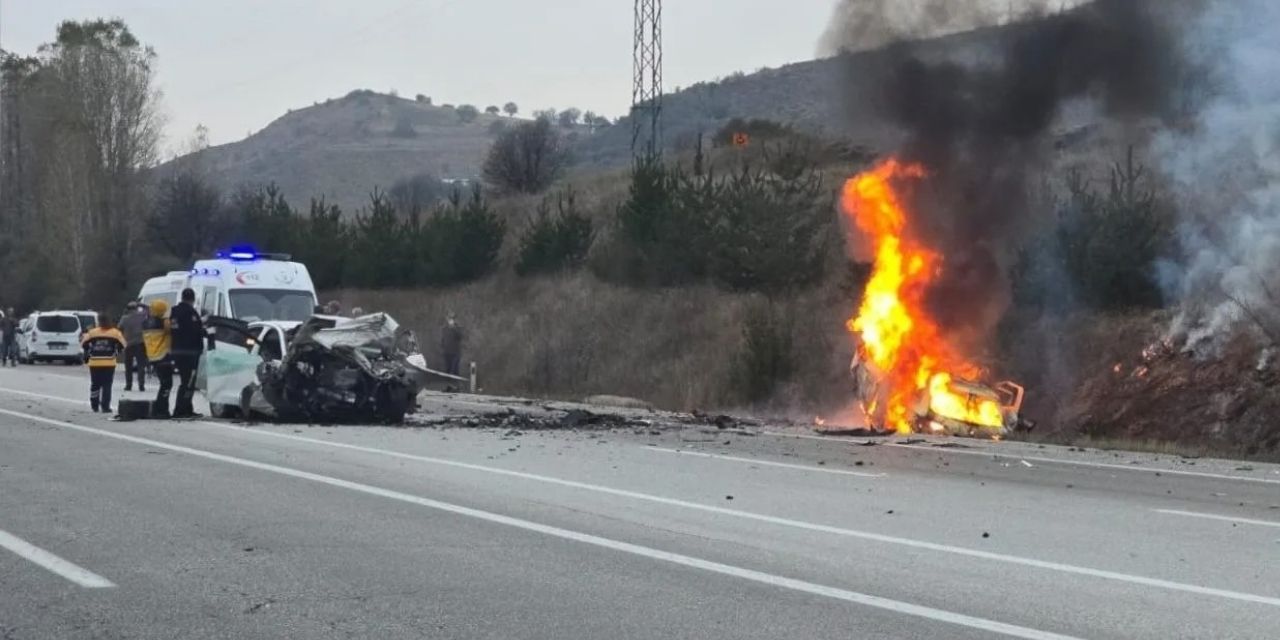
176, 92, 511, 212
174, 12, 1107, 211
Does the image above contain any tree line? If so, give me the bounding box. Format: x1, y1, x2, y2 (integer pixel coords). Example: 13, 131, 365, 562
0, 19, 161, 310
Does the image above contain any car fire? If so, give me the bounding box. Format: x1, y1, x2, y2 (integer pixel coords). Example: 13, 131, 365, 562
841, 158, 1028, 438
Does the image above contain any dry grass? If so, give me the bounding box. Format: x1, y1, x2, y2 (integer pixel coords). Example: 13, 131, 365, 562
332, 273, 857, 413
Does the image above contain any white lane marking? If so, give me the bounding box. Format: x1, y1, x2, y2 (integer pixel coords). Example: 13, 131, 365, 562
0, 407, 1076, 640
763, 431, 1280, 486
7, 387, 1280, 608
1155, 509, 1280, 529
646, 446, 886, 478
0, 529, 115, 588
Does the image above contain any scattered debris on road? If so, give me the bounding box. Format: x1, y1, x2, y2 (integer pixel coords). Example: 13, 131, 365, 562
410, 407, 651, 432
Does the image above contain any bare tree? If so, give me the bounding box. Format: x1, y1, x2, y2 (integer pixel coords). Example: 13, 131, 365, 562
149, 170, 230, 263
7, 19, 164, 305
482, 118, 569, 194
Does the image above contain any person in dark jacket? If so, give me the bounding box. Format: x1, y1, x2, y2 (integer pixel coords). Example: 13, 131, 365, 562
440, 313, 464, 376
0, 308, 18, 367
169, 288, 205, 419
82, 317, 126, 413
119, 302, 147, 392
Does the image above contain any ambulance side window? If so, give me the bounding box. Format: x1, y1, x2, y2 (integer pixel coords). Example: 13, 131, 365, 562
201, 287, 217, 315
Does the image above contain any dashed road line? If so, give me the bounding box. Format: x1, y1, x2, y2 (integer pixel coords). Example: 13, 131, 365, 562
1155, 509, 1280, 529
0, 529, 115, 588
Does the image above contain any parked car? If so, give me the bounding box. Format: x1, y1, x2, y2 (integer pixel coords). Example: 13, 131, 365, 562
68, 310, 100, 334
20, 311, 87, 365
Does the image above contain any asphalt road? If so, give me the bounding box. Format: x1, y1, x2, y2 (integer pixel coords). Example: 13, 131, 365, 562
2, 365, 1279, 639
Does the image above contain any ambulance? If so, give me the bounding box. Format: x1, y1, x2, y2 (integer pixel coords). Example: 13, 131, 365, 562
136, 249, 318, 323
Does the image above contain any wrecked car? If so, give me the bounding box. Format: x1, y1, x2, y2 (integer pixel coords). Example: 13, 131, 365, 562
850, 349, 1028, 438
200, 313, 430, 424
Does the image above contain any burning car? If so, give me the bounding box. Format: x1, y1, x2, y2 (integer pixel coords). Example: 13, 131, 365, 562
841, 158, 1031, 439
851, 348, 1026, 438
201, 313, 431, 424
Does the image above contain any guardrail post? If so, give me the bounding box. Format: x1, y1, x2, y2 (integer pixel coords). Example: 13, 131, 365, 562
469, 361, 477, 394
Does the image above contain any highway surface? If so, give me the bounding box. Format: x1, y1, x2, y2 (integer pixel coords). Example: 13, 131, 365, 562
2, 364, 1279, 639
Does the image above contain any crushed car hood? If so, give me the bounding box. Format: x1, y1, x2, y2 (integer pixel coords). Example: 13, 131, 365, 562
201, 313, 431, 424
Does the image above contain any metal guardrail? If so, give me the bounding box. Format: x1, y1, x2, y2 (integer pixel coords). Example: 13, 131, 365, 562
420, 361, 477, 393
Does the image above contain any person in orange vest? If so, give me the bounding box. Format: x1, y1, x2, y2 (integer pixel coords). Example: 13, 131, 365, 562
81, 316, 126, 414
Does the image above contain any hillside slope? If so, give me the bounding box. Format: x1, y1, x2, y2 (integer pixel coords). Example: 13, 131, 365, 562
179, 92, 508, 212
175, 12, 1108, 211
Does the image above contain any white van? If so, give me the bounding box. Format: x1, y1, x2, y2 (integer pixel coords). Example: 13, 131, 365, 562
19, 311, 87, 364
137, 250, 318, 323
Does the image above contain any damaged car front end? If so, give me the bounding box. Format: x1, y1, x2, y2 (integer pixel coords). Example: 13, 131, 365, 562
201, 313, 430, 424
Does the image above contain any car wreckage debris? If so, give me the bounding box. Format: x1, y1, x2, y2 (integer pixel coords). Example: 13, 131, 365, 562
204, 313, 431, 425
409, 408, 653, 431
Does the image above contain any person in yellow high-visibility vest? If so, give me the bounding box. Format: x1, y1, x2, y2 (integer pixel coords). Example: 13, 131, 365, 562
143, 300, 174, 419
81, 316, 126, 414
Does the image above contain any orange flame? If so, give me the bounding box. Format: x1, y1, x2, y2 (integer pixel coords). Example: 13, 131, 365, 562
841, 158, 1003, 434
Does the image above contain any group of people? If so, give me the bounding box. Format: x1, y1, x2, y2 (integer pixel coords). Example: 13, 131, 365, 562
80, 288, 205, 418
0, 307, 18, 367
7, 291, 469, 416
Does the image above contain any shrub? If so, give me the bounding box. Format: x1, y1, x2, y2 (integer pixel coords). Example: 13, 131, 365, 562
294, 198, 347, 290
456, 104, 480, 123
603, 141, 832, 292
516, 188, 594, 276
707, 144, 832, 292
346, 189, 410, 288
599, 155, 715, 286
1013, 148, 1173, 312
417, 185, 505, 285
233, 183, 297, 254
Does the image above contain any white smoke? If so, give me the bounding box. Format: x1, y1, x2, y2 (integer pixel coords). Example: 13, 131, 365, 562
1158, 0, 1280, 353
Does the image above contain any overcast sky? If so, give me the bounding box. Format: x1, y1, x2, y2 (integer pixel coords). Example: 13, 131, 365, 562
3, 0, 839, 153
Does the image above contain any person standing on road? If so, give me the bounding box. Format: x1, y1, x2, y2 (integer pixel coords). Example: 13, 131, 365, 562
440, 312, 464, 376
0, 308, 18, 367
119, 302, 147, 392
144, 300, 174, 418
81, 317, 126, 414
169, 288, 205, 419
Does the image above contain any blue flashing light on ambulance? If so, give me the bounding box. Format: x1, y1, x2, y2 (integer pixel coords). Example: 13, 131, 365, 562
136, 248, 318, 323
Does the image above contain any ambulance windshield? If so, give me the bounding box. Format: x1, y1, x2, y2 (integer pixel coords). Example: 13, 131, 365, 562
230, 289, 315, 322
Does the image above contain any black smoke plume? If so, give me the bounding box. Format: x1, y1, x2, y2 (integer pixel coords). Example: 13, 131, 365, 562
840, 0, 1201, 351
